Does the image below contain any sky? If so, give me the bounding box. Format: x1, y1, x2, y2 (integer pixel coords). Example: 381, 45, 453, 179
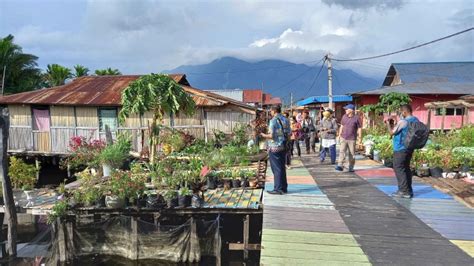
1, 0, 473, 78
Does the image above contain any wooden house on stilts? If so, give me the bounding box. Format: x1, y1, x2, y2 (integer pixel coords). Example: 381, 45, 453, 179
0, 74, 256, 158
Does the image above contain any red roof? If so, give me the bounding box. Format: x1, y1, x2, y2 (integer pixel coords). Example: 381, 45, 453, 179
264, 97, 282, 105
0, 74, 255, 112
243, 89, 263, 103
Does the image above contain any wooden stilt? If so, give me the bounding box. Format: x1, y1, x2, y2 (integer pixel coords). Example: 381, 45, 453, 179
57, 220, 67, 262
130, 216, 139, 260
243, 214, 250, 261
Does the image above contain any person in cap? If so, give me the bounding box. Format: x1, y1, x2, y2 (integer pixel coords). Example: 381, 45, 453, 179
319, 110, 338, 164
335, 104, 362, 172
260, 105, 290, 195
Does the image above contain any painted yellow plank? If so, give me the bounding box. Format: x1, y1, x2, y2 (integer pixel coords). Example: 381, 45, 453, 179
261, 257, 371, 266
451, 240, 474, 257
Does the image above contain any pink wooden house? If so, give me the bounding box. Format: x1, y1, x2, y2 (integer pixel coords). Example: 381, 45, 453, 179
352, 62, 474, 130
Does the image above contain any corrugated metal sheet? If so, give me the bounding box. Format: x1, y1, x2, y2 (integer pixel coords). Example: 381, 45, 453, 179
264, 97, 281, 105
243, 89, 263, 103
205, 89, 243, 102
0, 74, 255, 112
297, 95, 353, 106
353, 82, 474, 95
393, 62, 474, 84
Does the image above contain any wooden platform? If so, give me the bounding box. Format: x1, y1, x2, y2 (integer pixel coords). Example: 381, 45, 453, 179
260, 157, 370, 265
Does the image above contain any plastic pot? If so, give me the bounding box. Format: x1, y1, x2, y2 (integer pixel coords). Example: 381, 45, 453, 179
105, 195, 126, 209
166, 197, 178, 208
191, 194, 204, 208
146, 194, 165, 209
232, 179, 241, 188
429, 167, 443, 178
178, 195, 192, 208
373, 150, 380, 162
207, 177, 216, 190
102, 164, 112, 177
240, 179, 249, 188
249, 179, 258, 188
223, 180, 232, 190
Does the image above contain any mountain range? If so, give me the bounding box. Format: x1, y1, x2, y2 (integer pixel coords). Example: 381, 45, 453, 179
166, 57, 382, 102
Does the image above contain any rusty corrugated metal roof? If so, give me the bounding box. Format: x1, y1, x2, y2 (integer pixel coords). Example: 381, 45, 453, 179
243, 89, 263, 103
0, 74, 255, 112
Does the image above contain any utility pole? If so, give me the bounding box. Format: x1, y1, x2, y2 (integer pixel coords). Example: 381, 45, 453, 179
290, 93, 293, 114
1, 65, 6, 95
326, 54, 333, 110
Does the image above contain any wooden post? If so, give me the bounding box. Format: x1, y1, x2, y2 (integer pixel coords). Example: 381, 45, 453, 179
130, 216, 138, 260
426, 108, 432, 130
243, 214, 250, 261
57, 220, 67, 262
0, 107, 17, 257
66, 218, 75, 261
441, 107, 446, 131
35, 158, 40, 181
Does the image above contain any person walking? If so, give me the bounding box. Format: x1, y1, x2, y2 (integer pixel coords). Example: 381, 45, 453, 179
335, 104, 362, 172
319, 110, 338, 164
385, 104, 421, 199
290, 116, 302, 157
260, 105, 290, 195
301, 110, 315, 154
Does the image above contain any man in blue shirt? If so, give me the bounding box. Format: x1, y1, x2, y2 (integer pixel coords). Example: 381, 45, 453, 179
260, 105, 290, 195
385, 104, 419, 199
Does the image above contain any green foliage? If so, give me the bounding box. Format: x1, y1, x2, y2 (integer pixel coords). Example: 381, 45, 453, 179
106, 170, 145, 200
373, 136, 392, 161
163, 189, 178, 201
47, 200, 68, 224
178, 186, 191, 196
229, 124, 249, 147
360, 92, 411, 115
9, 157, 38, 190
119, 73, 196, 162
45, 63, 72, 87
73, 65, 89, 77
0, 34, 42, 94
452, 147, 474, 169
95, 68, 121, 75
98, 134, 131, 168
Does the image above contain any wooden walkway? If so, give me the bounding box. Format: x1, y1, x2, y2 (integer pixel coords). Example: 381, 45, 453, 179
261, 158, 370, 265
261, 154, 474, 265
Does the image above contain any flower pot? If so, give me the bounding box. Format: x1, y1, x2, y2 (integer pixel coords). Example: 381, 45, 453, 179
240, 180, 249, 188
178, 195, 191, 208
102, 164, 112, 177
461, 165, 471, 173
373, 150, 380, 161
191, 194, 204, 208
429, 167, 443, 178
365, 144, 373, 156
383, 160, 393, 168
206, 177, 216, 190
249, 179, 258, 188
416, 167, 430, 177
232, 179, 241, 188
105, 195, 126, 209
223, 180, 232, 190
166, 197, 178, 208
146, 194, 164, 209
24, 190, 35, 207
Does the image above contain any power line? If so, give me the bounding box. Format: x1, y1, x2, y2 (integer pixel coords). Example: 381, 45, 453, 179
301, 57, 327, 99
185, 57, 325, 75
332, 27, 474, 62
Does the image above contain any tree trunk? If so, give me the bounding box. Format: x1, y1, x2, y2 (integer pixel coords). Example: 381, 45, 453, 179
0, 107, 17, 257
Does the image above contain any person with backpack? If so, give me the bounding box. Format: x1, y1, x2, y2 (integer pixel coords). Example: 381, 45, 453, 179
260, 105, 290, 195
301, 110, 316, 154
385, 104, 428, 199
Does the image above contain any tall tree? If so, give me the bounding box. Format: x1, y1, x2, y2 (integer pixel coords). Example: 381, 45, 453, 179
0, 34, 42, 94
119, 74, 195, 163
95, 68, 121, 76
73, 64, 89, 78
45, 64, 72, 87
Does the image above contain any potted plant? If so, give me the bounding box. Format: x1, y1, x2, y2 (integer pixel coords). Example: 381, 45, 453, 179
9, 157, 38, 206
452, 147, 474, 172
426, 149, 443, 178
104, 170, 143, 208
164, 190, 178, 208
178, 186, 192, 208
231, 169, 241, 188
206, 171, 217, 190
98, 134, 131, 176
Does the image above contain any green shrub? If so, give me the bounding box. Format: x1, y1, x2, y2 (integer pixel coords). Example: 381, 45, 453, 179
9, 157, 38, 190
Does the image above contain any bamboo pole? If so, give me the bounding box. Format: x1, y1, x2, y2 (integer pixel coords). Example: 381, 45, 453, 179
0, 108, 17, 257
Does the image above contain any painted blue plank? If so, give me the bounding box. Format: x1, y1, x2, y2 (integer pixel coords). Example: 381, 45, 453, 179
265, 183, 325, 195
375, 185, 453, 199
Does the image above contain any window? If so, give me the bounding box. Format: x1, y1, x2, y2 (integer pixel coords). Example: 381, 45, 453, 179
32, 106, 50, 132
98, 108, 118, 132
435, 108, 464, 116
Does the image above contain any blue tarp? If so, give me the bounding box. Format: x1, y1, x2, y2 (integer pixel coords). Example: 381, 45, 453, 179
297, 95, 353, 106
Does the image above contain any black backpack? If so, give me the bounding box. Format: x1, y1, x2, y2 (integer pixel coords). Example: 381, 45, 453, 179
277, 118, 291, 151
404, 120, 429, 150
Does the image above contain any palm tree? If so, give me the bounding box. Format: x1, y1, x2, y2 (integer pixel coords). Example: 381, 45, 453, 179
45, 64, 72, 87
119, 74, 195, 163
0, 34, 42, 94
73, 65, 89, 77
95, 68, 121, 76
